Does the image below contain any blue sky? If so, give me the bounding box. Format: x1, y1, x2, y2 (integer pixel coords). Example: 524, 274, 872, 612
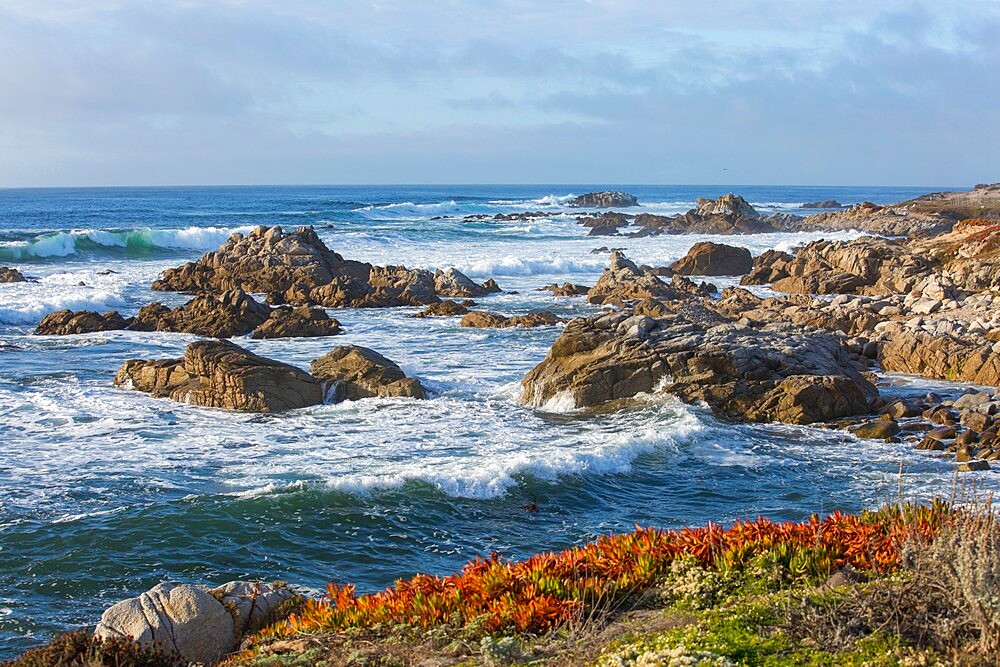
0, 1, 997, 187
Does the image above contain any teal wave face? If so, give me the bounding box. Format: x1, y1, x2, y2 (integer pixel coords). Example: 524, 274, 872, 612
0, 227, 249, 262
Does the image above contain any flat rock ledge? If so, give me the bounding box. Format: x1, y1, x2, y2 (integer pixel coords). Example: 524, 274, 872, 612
116, 340, 424, 412
94, 581, 298, 665
460, 310, 565, 328
519, 307, 875, 425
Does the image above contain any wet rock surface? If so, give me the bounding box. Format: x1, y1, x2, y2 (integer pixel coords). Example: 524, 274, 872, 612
520, 305, 875, 424
310, 345, 426, 401
35, 309, 129, 336
460, 310, 565, 328
670, 242, 753, 276
152, 225, 497, 308
114, 339, 323, 413
568, 191, 638, 208
0, 267, 26, 283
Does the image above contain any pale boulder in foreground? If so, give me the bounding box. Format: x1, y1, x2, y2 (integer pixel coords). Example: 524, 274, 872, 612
94, 581, 297, 664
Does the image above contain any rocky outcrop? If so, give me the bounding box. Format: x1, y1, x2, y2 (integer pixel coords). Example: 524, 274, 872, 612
412, 300, 471, 317
577, 212, 632, 236
741, 238, 934, 295
799, 184, 1000, 237
632, 194, 794, 236
115, 340, 323, 412
94, 581, 297, 665
460, 311, 564, 328
587, 251, 712, 306
878, 325, 1000, 386
568, 191, 638, 208
0, 267, 25, 283
539, 282, 591, 297
669, 242, 753, 276
434, 268, 500, 298
310, 346, 425, 401
131, 289, 272, 338
251, 306, 342, 339
152, 225, 495, 309
520, 308, 875, 424
35, 310, 128, 336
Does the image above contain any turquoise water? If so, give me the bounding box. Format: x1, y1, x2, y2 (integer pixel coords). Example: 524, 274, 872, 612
0, 184, 983, 658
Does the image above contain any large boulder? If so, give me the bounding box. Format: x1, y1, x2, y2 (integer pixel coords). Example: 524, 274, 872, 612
131, 289, 272, 338
35, 310, 129, 336
568, 191, 638, 208
115, 340, 323, 412
310, 345, 425, 401
94, 583, 233, 665
94, 581, 297, 665
0, 266, 26, 283
669, 242, 753, 276
520, 307, 875, 424
251, 305, 342, 339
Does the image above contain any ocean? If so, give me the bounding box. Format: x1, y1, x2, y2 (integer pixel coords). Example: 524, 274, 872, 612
0, 184, 988, 658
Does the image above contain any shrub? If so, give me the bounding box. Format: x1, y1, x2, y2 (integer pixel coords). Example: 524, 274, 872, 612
1, 628, 180, 667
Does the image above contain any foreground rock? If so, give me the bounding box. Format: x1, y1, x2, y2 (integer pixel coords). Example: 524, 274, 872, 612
461, 311, 564, 328
568, 191, 638, 208
0, 266, 26, 282
520, 307, 875, 424
152, 225, 497, 308
35, 310, 128, 335
94, 581, 297, 665
115, 340, 323, 412
310, 345, 425, 401
669, 242, 753, 276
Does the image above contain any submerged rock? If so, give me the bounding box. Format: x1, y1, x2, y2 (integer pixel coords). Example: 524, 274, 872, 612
669, 242, 753, 276
35, 310, 129, 336
115, 339, 323, 412
310, 345, 425, 401
0, 267, 26, 283
412, 300, 471, 317
460, 310, 564, 328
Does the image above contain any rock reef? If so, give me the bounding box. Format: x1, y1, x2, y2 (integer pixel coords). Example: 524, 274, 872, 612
152, 225, 498, 308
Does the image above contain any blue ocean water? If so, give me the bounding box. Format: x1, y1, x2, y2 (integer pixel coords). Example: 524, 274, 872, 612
0, 184, 984, 658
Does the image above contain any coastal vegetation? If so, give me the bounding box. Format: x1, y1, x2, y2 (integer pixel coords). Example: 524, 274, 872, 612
10, 499, 1000, 666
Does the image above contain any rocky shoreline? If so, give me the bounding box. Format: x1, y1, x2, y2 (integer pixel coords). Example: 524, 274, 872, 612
11, 183, 1000, 665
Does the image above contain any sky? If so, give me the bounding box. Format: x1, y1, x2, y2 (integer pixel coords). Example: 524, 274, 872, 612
0, 0, 997, 187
